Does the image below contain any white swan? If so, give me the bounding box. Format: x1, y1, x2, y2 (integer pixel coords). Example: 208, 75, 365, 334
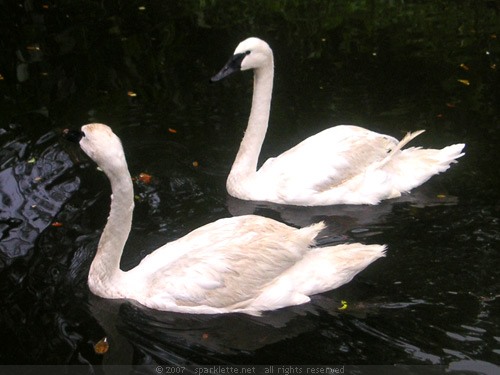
211, 37, 466, 206
63, 123, 386, 315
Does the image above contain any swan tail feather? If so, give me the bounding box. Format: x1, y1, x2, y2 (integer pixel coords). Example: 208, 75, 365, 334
274, 243, 386, 299
379, 129, 425, 168
384, 143, 465, 194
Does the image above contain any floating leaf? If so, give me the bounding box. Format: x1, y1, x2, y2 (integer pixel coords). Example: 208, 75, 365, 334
138, 173, 152, 184
26, 46, 40, 51
168, 128, 177, 134
202, 333, 209, 339
437, 194, 446, 198
52, 222, 63, 227
338, 300, 348, 310
94, 337, 109, 354
138, 6, 146, 10
0, 74, 4, 80
27, 157, 36, 163
460, 63, 469, 71
34, 177, 42, 181
437, 114, 443, 118
491, 64, 497, 70
457, 79, 470, 86
127, 91, 137, 97
445, 103, 455, 108
192, 161, 199, 167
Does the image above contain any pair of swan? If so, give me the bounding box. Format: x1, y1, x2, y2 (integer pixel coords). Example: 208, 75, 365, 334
62, 37, 464, 315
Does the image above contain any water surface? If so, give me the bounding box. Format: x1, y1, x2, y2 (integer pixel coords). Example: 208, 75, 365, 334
0, 1, 499, 372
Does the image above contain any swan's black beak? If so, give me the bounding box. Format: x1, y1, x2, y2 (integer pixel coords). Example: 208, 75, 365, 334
62, 129, 85, 143
210, 53, 247, 82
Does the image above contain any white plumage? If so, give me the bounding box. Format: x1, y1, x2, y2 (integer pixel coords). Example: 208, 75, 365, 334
66, 123, 386, 315
211, 37, 465, 206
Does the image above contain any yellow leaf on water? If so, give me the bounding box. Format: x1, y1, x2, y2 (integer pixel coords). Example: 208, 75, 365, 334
437, 194, 446, 198
94, 337, 109, 354
457, 79, 470, 86
338, 300, 348, 310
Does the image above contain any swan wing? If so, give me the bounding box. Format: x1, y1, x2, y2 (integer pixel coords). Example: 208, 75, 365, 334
258, 125, 398, 201
138, 216, 324, 310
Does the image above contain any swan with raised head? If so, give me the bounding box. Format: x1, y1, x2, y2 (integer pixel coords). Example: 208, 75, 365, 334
211, 37, 465, 206
63, 123, 386, 315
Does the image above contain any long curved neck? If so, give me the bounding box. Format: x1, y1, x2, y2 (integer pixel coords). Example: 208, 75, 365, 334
89, 163, 134, 296
229, 60, 274, 179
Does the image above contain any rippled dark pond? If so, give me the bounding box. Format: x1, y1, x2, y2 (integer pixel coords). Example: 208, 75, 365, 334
1, 1, 499, 372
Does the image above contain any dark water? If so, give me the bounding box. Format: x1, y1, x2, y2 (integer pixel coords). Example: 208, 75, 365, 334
1, 0, 499, 372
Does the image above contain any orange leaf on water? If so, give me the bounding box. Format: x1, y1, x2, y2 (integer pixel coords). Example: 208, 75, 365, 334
52, 222, 63, 227
94, 337, 109, 354
460, 63, 470, 71
192, 161, 199, 167
168, 128, 177, 134
138, 173, 152, 184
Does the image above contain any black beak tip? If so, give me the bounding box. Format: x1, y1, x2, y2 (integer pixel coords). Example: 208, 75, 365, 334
210, 75, 221, 83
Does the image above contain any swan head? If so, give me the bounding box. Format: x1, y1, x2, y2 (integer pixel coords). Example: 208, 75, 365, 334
63, 123, 127, 175
211, 37, 273, 82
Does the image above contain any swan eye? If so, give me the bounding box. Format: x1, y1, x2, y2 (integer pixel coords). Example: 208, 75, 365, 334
245, 50, 251, 55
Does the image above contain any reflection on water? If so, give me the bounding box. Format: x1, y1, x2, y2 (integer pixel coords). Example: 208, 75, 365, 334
1, 0, 499, 372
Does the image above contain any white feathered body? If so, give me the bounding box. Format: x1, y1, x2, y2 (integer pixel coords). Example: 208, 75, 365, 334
93, 214, 385, 315
218, 38, 465, 206
75, 124, 387, 315
228, 125, 465, 206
